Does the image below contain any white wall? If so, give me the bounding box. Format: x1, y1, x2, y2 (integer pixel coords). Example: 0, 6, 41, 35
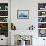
11, 0, 46, 30
11, 0, 38, 30
11, 0, 46, 46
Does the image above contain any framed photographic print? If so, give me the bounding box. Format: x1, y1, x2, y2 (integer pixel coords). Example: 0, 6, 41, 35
17, 10, 29, 19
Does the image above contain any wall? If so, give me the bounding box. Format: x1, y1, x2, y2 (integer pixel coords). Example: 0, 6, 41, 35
11, 0, 46, 30
11, 0, 38, 30
11, 0, 46, 46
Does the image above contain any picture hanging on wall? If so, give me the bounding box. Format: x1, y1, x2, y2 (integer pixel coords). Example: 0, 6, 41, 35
17, 10, 29, 19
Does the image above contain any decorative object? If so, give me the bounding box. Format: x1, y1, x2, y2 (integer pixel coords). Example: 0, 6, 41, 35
39, 29, 46, 37
19, 35, 29, 40
11, 23, 16, 30
0, 11, 8, 16
17, 10, 29, 19
38, 23, 46, 28
29, 25, 35, 30
5, 6, 8, 10
38, 17, 46, 22
38, 3, 46, 10
0, 17, 8, 22
0, 23, 8, 37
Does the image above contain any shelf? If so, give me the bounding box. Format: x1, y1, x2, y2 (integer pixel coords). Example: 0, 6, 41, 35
0, 16, 8, 17
0, 22, 8, 23
0, 3, 8, 37
38, 3, 46, 37
38, 22, 46, 23
38, 37, 46, 39
38, 28, 46, 29
0, 10, 8, 11
38, 10, 46, 11
0, 11, 8, 16
38, 15, 46, 17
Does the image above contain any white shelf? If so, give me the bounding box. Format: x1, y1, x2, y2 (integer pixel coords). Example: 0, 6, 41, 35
38, 10, 46, 11
0, 16, 8, 17
38, 22, 46, 23
38, 16, 46, 17
0, 10, 8, 11
0, 22, 8, 23
38, 28, 46, 29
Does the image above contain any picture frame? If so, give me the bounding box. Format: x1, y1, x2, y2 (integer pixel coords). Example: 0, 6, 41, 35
17, 10, 29, 19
